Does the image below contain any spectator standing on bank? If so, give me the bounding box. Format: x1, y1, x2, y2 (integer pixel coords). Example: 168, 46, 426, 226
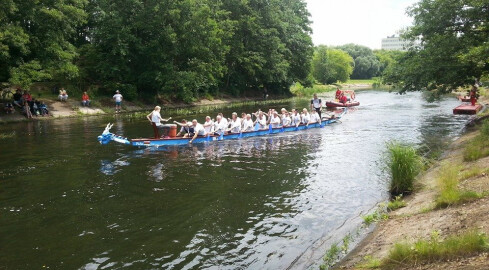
113, 90, 123, 113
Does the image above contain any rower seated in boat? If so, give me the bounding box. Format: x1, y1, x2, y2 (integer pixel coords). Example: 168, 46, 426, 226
146, 106, 171, 138
309, 110, 320, 124
189, 119, 206, 144
203, 116, 214, 135
174, 119, 193, 137
254, 110, 268, 130
282, 111, 291, 127
242, 114, 254, 132
291, 109, 301, 127
339, 93, 349, 104
270, 111, 281, 128
335, 88, 342, 100
301, 108, 310, 125
213, 115, 226, 135
227, 112, 241, 134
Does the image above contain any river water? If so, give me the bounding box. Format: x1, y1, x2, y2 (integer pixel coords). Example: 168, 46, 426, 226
0, 91, 470, 269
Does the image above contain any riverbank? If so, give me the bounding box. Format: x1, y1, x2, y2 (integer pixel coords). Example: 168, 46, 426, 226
335, 103, 489, 269
0, 94, 293, 124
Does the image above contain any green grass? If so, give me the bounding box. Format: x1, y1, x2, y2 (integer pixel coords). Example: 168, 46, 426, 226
346, 78, 376, 84
357, 255, 382, 269
289, 82, 336, 97
464, 120, 489, 161
387, 195, 406, 211
387, 142, 423, 196
320, 243, 341, 269
382, 231, 488, 269
363, 210, 389, 226
435, 164, 485, 209
0, 131, 16, 139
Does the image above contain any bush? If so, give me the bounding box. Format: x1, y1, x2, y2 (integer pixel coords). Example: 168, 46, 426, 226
480, 119, 489, 137
384, 231, 488, 269
387, 195, 406, 211
387, 142, 423, 196
463, 136, 489, 161
435, 164, 484, 208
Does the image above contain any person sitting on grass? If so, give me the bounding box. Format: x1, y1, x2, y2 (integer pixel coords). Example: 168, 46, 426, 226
39, 102, 49, 116
32, 99, 40, 116
4, 102, 14, 114
22, 100, 32, 118
58, 88, 68, 101
81, 92, 90, 107
13, 89, 23, 108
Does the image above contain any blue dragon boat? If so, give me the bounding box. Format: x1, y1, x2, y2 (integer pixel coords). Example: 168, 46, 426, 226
98, 109, 346, 147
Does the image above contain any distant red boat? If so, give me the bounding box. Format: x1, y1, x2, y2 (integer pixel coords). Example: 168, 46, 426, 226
453, 104, 482, 115
326, 101, 360, 108
458, 96, 470, 102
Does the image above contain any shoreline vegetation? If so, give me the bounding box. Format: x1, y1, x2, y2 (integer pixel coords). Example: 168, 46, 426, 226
330, 94, 489, 270
0, 80, 376, 124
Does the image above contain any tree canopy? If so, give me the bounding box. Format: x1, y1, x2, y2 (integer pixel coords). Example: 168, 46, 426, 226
383, 0, 489, 92
0, 0, 314, 102
311, 46, 353, 84
336, 44, 380, 79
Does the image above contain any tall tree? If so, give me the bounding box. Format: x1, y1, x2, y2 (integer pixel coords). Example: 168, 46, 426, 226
220, 0, 313, 95
385, 0, 489, 92
312, 46, 353, 84
1, 0, 88, 88
337, 44, 380, 79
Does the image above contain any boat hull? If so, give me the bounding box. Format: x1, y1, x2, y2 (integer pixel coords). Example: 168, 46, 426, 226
98, 109, 346, 147
129, 120, 334, 147
326, 101, 360, 108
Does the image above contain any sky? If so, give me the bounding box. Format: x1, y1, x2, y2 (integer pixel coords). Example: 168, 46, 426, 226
305, 0, 419, 49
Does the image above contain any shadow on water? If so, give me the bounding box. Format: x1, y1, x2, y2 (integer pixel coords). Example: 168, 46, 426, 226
0, 91, 472, 269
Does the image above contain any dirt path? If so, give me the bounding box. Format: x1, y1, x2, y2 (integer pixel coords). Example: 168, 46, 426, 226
337, 130, 489, 269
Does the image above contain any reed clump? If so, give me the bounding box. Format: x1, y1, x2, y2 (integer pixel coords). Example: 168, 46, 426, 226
387, 142, 423, 196
381, 231, 488, 269
434, 164, 484, 209
464, 120, 489, 161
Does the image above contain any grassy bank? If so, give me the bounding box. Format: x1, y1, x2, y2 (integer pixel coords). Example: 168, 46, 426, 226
336, 105, 489, 270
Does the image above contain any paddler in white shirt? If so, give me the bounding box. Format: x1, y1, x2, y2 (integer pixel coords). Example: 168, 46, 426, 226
269, 111, 281, 128
213, 115, 225, 135
203, 116, 214, 135
291, 109, 301, 127
309, 109, 321, 124
301, 108, 310, 125
227, 112, 241, 134
282, 111, 291, 127
218, 112, 229, 130
189, 119, 206, 144
255, 110, 268, 129
242, 114, 254, 132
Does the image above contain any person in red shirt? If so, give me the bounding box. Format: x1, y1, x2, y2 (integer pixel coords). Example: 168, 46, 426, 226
339, 93, 348, 104
82, 91, 90, 107
335, 88, 342, 100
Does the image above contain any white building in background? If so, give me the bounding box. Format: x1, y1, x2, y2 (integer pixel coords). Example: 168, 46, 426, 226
381, 35, 412, 51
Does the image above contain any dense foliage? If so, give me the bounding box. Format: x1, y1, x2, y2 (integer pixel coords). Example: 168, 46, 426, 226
383, 0, 489, 92
1, 0, 313, 102
0, 0, 88, 88
336, 44, 381, 79
311, 46, 353, 84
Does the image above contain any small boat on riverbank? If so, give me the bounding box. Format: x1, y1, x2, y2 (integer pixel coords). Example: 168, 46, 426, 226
458, 96, 470, 102
325, 101, 360, 108
98, 109, 347, 147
